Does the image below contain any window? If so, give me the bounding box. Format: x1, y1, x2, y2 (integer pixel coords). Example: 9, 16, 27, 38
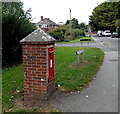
41, 24, 48, 28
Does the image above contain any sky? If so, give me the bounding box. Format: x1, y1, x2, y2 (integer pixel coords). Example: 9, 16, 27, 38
21, 0, 106, 24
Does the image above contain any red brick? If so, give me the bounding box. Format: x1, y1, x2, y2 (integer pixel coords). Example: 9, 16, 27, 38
24, 71, 31, 73
37, 74, 46, 77
39, 86, 47, 89
37, 80, 46, 83
24, 88, 32, 91
24, 82, 32, 85
41, 60, 47, 62
23, 58, 29, 61
27, 68, 36, 71
23, 67, 28, 70
41, 89, 47, 92
28, 73, 37, 76
23, 65, 31, 67
28, 61, 37, 64
29, 85, 38, 88
34, 71, 41, 74
26, 45, 33, 47
24, 76, 32, 79
27, 50, 37, 53
34, 88, 41, 91
41, 48, 47, 50
42, 66, 47, 68
42, 72, 46, 74
42, 83, 47, 86
37, 57, 46, 59
31, 47, 41, 50
32, 53, 39, 56
37, 62, 46, 65
33, 82, 41, 86
37, 69, 46, 71
30, 65, 39, 68
23, 56, 27, 59
23, 47, 31, 50
41, 53, 47, 56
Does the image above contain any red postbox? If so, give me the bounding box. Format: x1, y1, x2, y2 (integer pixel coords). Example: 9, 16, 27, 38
20, 28, 56, 100
48, 47, 54, 82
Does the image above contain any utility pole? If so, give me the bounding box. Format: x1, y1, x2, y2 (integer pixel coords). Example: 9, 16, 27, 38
88, 24, 91, 37
69, 8, 72, 39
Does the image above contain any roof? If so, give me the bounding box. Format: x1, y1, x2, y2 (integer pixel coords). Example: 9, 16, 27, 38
37, 18, 57, 26
20, 28, 55, 43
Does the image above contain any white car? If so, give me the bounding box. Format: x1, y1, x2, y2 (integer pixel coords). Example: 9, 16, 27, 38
103, 30, 111, 36
97, 30, 104, 37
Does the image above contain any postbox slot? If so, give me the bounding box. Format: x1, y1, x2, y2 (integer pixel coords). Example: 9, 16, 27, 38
50, 59, 52, 68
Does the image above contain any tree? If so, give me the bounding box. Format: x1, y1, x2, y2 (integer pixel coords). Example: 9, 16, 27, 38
89, 1, 120, 31
79, 22, 85, 29
65, 18, 80, 29
2, 2, 36, 67
115, 19, 120, 36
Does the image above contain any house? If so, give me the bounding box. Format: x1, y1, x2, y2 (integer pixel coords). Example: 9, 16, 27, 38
36, 16, 58, 31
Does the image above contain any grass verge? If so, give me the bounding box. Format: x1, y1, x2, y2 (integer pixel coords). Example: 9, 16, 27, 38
2, 46, 104, 112
2, 64, 24, 112
55, 47, 104, 91
56, 36, 94, 44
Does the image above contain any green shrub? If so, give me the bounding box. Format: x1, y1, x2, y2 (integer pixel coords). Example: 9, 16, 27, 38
48, 26, 67, 41
48, 25, 85, 42
115, 19, 120, 37
64, 36, 71, 42
64, 29, 85, 41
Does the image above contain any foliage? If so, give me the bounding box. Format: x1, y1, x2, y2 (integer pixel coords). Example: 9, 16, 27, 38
2, 2, 36, 67
64, 29, 85, 41
48, 25, 68, 41
79, 22, 86, 30
65, 18, 85, 29
89, 1, 120, 31
49, 17, 86, 42
115, 19, 120, 36
48, 23, 85, 42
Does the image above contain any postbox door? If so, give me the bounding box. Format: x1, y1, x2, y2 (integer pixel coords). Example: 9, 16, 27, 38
48, 47, 54, 82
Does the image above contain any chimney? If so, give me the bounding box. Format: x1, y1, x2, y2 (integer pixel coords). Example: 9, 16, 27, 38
41, 16, 43, 21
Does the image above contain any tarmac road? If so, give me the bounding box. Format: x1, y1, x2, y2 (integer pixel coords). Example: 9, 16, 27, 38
50, 36, 118, 112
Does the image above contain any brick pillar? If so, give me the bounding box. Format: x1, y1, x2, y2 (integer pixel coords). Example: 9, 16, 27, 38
20, 28, 55, 100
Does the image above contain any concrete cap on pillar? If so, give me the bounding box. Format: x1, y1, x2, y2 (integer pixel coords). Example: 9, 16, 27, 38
20, 28, 55, 44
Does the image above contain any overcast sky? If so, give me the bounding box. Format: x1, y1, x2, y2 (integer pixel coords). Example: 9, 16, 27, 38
21, 0, 106, 24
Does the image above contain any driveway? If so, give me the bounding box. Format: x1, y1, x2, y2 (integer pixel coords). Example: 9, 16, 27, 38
50, 36, 118, 112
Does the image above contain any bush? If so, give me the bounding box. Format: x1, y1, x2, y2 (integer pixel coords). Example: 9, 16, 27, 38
48, 26, 67, 41
48, 25, 85, 42
64, 36, 71, 42
115, 19, 120, 37
64, 29, 85, 41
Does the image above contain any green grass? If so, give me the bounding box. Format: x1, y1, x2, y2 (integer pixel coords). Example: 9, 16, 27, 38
2, 64, 24, 112
55, 47, 104, 91
2, 47, 104, 112
56, 36, 94, 44
79, 37, 94, 42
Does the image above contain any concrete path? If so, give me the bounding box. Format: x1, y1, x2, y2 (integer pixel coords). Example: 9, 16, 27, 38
50, 37, 118, 112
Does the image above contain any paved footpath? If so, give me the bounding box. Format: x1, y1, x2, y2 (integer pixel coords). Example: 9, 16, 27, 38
50, 37, 118, 112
